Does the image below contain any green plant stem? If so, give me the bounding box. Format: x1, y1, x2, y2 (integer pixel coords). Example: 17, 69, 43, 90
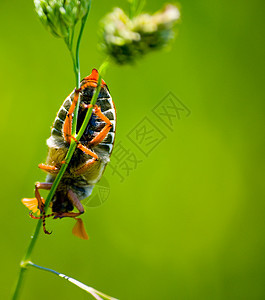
129, 0, 145, 18
12, 218, 43, 300
11, 268, 26, 300
27, 262, 118, 300
12, 60, 109, 300
12, 3, 93, 298
72, 3, 91, 135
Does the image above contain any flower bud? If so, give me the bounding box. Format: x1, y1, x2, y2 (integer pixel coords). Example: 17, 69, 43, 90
99, 4, 180, 64
34, 0, 90, 38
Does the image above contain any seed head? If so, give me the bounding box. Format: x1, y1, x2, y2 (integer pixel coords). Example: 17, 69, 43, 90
34, 0, 90, 38
99, 4, 181, 64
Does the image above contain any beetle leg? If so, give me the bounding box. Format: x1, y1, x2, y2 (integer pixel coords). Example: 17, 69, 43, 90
70, 135, 99, 160
68, 189, 84, 213
30, 213, 54, 219
88, 105, 113, 147
34, 182, 52, 212
63, 90, 80, 144
77, 143, 98, 160
64, 120, 99, 158
62, 91, 111, 156
54, 190, 84, 219
30, 212, 54, 234
38, 163, 59, 174
34, 182, 53, 235
54, 212, 84, 218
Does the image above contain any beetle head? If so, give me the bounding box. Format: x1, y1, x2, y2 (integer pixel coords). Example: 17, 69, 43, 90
80, 69, 108, 103
81, 69, 106, 88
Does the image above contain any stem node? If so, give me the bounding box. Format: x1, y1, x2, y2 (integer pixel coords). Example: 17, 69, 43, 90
20, 260, 29, 269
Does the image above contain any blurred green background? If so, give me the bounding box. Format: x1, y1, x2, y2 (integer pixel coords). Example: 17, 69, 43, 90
1, 0, 265, 299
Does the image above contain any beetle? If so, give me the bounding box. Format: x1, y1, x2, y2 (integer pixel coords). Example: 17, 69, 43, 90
22, 69, 116, 239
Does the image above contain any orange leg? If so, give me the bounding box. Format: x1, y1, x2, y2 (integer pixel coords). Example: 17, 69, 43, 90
77, 143, 98, 160
38, 163, 59, 174
88, 105, 113, 147
79, 103, 112, 146
70, 135, 99, 160
63, 90, 80, 144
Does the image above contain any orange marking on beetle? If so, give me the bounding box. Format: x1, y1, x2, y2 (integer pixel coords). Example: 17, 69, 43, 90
81, 69, 106, 88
